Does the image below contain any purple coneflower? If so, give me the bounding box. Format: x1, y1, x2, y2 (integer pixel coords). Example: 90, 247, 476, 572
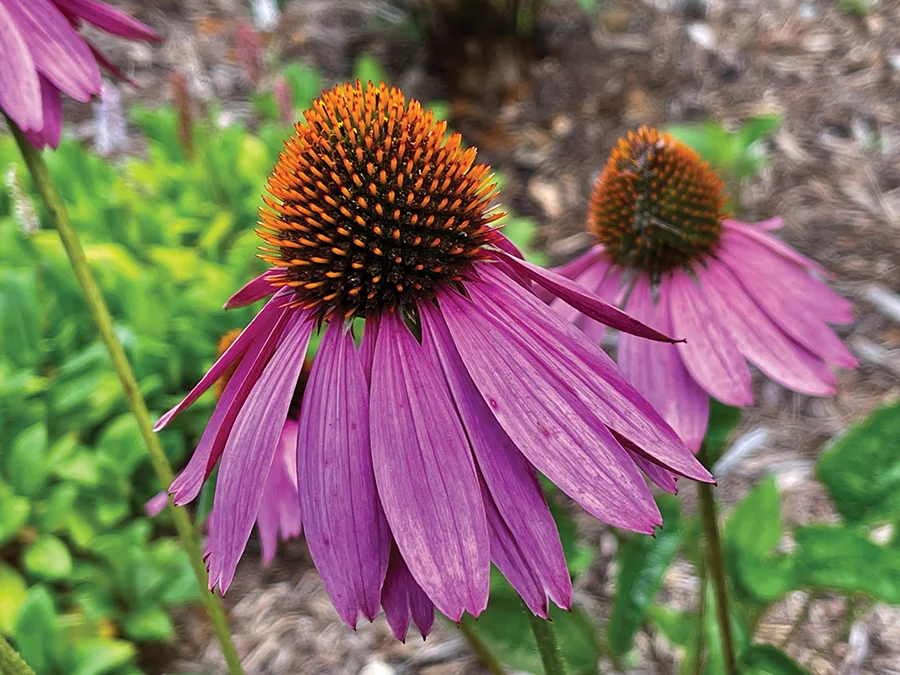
549, 126, 856, 452
0, 0, 159, 148
154, 83, 712, 639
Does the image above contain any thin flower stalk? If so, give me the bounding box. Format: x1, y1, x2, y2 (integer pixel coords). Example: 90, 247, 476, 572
0, 634, 36, 675
7, 119, 244, 675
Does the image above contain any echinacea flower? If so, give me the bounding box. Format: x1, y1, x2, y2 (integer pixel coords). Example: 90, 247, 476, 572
147, 330, 303, 567
154, 83, 712, 639
0, 0, 159, 148
550, 126, 857, 451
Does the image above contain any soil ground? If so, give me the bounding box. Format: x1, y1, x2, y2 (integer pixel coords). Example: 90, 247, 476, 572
76, 0, 900, 672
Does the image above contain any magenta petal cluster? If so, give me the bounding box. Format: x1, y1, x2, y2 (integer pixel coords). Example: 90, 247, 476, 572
155, 256, 713, 638
0, 0, 159, 148
553, 218, 857, 451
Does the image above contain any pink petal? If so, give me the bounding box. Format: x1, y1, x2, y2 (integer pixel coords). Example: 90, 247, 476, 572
618, 276, 709, 452
483, 484, 549, 618
466, 265, 711, 483
548, 257, 611, 327
381, 545, 435, 641
144, 491, 168, 517
581, 266, 625, 346
224, 270, 278, 309
52, 0, 160, 42
298, 320, 390, 626
207, 312, 314, 593
439, 279, 664, 534
154, 289, 290, 431
0, 3, 42, 131
370, 311, 489, 621
723, 220, 830, 277
421, 300, 571, 609
168, 311, 289, 505
719, 228, 853, 325
696, 259, 837, 396
358, 314, 379, 385
257, 421, 302, 566
3, 0, 100, 101
24, 75, 62, 148
667, 272, 754, 407
492, 250, 677, 343
717, 240, 856, 369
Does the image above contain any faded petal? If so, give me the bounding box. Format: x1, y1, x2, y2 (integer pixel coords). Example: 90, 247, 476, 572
52, 0, 160, 42
24, 76, 62, 148
381, 545, 435, 641
224, 270, 278, 309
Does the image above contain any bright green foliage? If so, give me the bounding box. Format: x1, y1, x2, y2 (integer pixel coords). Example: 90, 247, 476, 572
608, 496, 682, 655
703, 400, 741, 465
816, 399, 900, 525
666, 115, 782, 206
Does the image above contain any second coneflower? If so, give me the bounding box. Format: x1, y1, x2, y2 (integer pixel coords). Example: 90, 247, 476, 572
550, 126, 856, 452
154, 83, 712, 639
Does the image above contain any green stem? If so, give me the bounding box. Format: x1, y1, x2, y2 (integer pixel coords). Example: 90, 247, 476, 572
0, 634, 36, 675
8, 119, 244, 675
525, 608, 568, 675
697, 449, 737, 675
459, 620, 506, 675
693, 553, 707, 675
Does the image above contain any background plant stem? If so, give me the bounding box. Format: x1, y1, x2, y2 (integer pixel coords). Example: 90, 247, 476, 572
459, 620, 506, 675
9, 120, 245, 675
698, 447, 737, 675
0, 634, 36, 675
525, 607, 569, 675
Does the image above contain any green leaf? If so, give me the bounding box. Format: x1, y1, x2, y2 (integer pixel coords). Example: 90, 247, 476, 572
462, 589, 600, 674
122, 606, 174, 642
13, 586, 59, 673
547, 497, 593, 575
735, 115, 782, 150
725, 477, 781, 559
816, 399, 900, 524
23, 534, 74, 581
740, 645, 808, 675
0, 492, 30, 547
794, 526, 900, 602
608, 496, 682, 655
703, 401, 740, 465
282, 63, 322, 110
647, 605, 694, 648
0, 563, 28, 635
7, 422, 49, 496
69, 639, 137, 675
353, 54, 388, 86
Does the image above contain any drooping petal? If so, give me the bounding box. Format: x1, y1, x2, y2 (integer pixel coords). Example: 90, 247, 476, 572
420, 300, 571, 609
493, 250, 676, 343
667, 272, 754, 407
464, 265, 711, 483
548, 256, 610, 328
298, 320, 390, 626
582, 266, 625, 345
717, 240, 856, 369
358, 314, 379, 385
719, 228, 854, 325
224, 270, 279, 309
23, 76, 62, 149
144, 491, 168, 517
696, 259, 837, 396
0, 3, 42, 132
381, 545, 435, 641
618, 276, 709, 452
629, 451, 679, 494
52, 0, 161, 42
551, 246, 607, 281
483, 484, 549, 618
439, 280, 664, 534
168, 307, 290, 504
154, 289, 290, 431
370, 311, 489, 621
257, 420, 302, 566
3, 0, 100, 101
207, 312, 314, 592
723, 220, 830, 276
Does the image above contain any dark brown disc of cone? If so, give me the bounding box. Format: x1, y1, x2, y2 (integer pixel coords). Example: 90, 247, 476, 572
589, 126, 729, 276
257, 81, 503, 321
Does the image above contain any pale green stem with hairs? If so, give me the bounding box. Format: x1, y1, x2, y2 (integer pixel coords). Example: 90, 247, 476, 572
526, 607, 569, 675
0, 634, 37, 675
8, 118, 244, 675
